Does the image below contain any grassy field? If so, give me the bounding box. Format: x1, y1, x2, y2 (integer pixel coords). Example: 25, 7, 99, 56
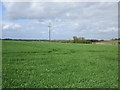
2, 40, 118, 88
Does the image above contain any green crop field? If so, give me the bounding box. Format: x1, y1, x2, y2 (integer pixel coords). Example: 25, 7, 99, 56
2, 40, 118, 88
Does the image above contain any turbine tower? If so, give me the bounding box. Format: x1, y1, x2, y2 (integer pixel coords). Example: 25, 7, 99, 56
48, 22, 51, 41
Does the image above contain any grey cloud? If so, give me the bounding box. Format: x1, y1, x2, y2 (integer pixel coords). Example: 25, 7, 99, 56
2, 2, 118, 40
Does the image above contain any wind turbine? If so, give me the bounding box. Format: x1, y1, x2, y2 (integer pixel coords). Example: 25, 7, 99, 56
48, 22, 51, 41
39, 20, 53, 41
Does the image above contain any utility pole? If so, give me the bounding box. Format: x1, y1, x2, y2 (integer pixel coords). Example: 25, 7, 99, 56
48, 22, 51, 41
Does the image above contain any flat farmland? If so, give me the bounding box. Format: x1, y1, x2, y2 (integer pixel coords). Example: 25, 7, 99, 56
2, 40, 118, 88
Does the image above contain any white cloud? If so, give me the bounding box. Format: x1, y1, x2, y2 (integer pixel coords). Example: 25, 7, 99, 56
4, 2, 117, 20
2, 2, 118, 40
98, 27, 118, 33
1, 0, 119, 2
2, 22, 21, 30
3, 24, 11, 30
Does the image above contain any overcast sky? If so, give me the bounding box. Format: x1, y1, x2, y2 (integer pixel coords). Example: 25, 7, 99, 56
1, 2, 118, 40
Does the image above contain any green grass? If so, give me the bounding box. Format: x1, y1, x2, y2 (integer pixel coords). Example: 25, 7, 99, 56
2, 40, 118, 88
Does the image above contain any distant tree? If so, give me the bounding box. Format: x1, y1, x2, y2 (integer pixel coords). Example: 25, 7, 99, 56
100, 40, 104, 41
111, 38, 118, 40
73, 36, 78, 43
114, 38, 118, 40
78, 37, 85, 40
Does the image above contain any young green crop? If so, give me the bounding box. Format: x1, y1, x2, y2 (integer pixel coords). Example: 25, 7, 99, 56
2, 40, 118, 88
